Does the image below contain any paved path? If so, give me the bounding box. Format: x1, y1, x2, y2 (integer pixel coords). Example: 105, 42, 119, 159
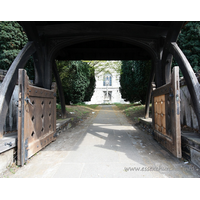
5, 105, 200, 178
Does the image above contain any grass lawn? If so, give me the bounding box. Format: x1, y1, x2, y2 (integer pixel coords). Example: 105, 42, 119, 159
114, 103, 152, 124
56, 103, 99, 121
57, 102, 152, 125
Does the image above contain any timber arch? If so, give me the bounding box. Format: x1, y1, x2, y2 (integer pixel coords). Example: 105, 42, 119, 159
1, 21, 199, 132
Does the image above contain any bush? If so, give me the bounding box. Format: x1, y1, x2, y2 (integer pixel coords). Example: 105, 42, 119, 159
55, 60, 96, 104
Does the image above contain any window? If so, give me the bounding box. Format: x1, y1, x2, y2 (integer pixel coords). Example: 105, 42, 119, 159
103, 73, 112, 86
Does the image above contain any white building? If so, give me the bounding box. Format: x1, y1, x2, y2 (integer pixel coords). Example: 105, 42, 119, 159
86, 61, 126, 104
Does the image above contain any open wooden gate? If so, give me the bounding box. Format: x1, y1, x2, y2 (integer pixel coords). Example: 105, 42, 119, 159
17, 69, 57, 166
152, 66, 181, 158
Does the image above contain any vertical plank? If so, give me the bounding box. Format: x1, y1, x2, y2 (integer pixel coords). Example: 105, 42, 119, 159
17, 70, 22, 165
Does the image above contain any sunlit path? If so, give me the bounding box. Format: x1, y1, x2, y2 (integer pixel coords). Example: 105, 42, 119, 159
7, 105, 200, 178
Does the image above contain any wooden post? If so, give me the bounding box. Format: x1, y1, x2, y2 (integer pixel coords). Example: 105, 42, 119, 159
52, 62, 66, 118
144, 61, 155, 118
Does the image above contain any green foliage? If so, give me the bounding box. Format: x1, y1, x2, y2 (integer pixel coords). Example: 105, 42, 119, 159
56, 103, 62, 110
70, 67, 89, 104
119, 60, 151, 104
177, 21, 200, 73
0, 21, 26, 69
55, 60, 96, 104
0, 21, 34, 80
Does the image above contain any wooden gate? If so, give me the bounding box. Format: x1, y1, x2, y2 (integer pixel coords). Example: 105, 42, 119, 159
152, 67, 181, 158
17, 69, 57, 166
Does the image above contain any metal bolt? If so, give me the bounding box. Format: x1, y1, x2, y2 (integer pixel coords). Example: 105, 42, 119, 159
4, 142, 12, 147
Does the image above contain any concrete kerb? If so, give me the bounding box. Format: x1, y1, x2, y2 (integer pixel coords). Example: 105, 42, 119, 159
55, 118, 72, 137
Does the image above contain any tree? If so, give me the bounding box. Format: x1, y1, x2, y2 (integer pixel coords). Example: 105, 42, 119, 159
0, 21, 34, 80
85, 60, 121, 77
177, 21, 200, 73
84, 66, 96, 101
119, 60, 151, 104
119, 60, 134, 102
69, 61, 90, 104
55, 60, 96, 104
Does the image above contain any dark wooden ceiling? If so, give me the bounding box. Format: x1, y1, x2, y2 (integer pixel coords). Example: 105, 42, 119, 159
21, 21, 173, 60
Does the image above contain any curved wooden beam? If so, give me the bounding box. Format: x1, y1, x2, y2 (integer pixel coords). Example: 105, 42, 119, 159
52, 62, 66, 118
169, 42, 200, 129
19, 22, 46, 88
0, 42, 36, 138
161, 22, 185, 85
